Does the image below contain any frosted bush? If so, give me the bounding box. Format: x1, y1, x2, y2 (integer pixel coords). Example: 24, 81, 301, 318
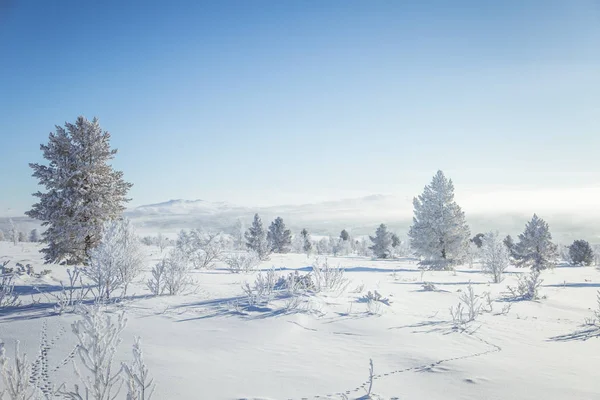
274, 271, 315, 294
122, 338, 155, 400
85, 219, 145, 299
224, 251, 260, 274
242, 269, 276, 306
36, 267, 91, 315
0, 341, 36, 399
359, 290, 390, 306
312, 258, 348, 293
0, 307, 155, 400
481, 231, 510, 283
508, 269, 543, 301
0, 272, 20, 308
450, 283, 482, 328
163, 249, 193, 296
176, 230, 226, 270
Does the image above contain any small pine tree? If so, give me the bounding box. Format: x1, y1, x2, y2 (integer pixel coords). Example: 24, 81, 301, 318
300, 228, 312, 256
514, 214, 558, 271
340, 229, 350, 242
26, 116, 132, 264
408, 170, 471, 269
568, 240, 594, 266
233, 219, 245, 250
369, 223, 393, 259
391, 233, 400, 248
8, 219, 18, 246
17, 231, 26, 242
267, 217, 292, 254
503, 234, 517, 260
471, 233, 485, 248
245, 214, 270, 260
29, 229, 40, 243
0, 230, 4, 241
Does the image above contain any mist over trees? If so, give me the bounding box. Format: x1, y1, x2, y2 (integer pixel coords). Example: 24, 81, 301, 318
26, 117, 132, 264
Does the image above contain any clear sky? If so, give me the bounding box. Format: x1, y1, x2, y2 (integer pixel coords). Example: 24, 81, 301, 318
0, 0, 599, 216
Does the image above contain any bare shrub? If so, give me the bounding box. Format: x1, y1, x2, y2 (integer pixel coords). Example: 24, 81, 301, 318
421, 282, 436, 291
359, 290, 390, 315
224, 251, 260, 274
274, 271, 315, 294
450, 302, 466, 329
449, 283, 482, 328
0, 272, 20, 308
57, 306, 127, 400
85, 219, 145, 300
508, 269, 543, 301
242, 269, 277, 306
460, 284, 481, 321
37, 267, 90, 315
122, 337, 155, 400
481, 231, 510, 283
312, 258, 348, 293
1, 308, 155, 400
146, 261, 166, 296
176, 230, 226, 270
146, 249, 194, 297
0, 341, 36, 399
163, 249, 194, 296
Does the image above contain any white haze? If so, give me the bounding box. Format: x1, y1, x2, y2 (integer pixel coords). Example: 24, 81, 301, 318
111, 186, 600, 244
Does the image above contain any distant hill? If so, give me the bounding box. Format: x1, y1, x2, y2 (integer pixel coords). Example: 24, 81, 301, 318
125, 195, 600, 243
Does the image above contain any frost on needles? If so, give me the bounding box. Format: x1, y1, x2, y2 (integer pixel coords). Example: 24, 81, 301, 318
409, 170, 471, 270
26, 116, 133, 265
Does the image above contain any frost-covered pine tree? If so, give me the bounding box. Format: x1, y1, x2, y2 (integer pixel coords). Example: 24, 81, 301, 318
245, 214, 270, 260
8, 219, 18, 246
568, 239, 594, 266
267, 217, 292, 254
514, 214, 558, 271
316, 237, 331, 255
481, 231, 510, 283
233, 219, 245, 250
408, 170, 471, 269
369, 223, 393, 259
26, 117, 133, 264
300, 228, 312, 256
29, 229, 40, 243
0, 230, 4, 241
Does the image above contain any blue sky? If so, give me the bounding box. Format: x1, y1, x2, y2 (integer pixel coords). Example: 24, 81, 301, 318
0, 0, 599, 216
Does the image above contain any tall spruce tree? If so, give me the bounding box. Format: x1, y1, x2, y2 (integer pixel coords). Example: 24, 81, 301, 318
408, 170, 471, 269
369, 223, 393, 259
26, 117, 132, 264
245, 214, 270, 260
514, 214, 558, 271
267, 217, 292, 254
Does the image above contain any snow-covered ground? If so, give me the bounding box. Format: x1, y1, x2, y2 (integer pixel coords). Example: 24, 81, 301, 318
1, 241, 599, 399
